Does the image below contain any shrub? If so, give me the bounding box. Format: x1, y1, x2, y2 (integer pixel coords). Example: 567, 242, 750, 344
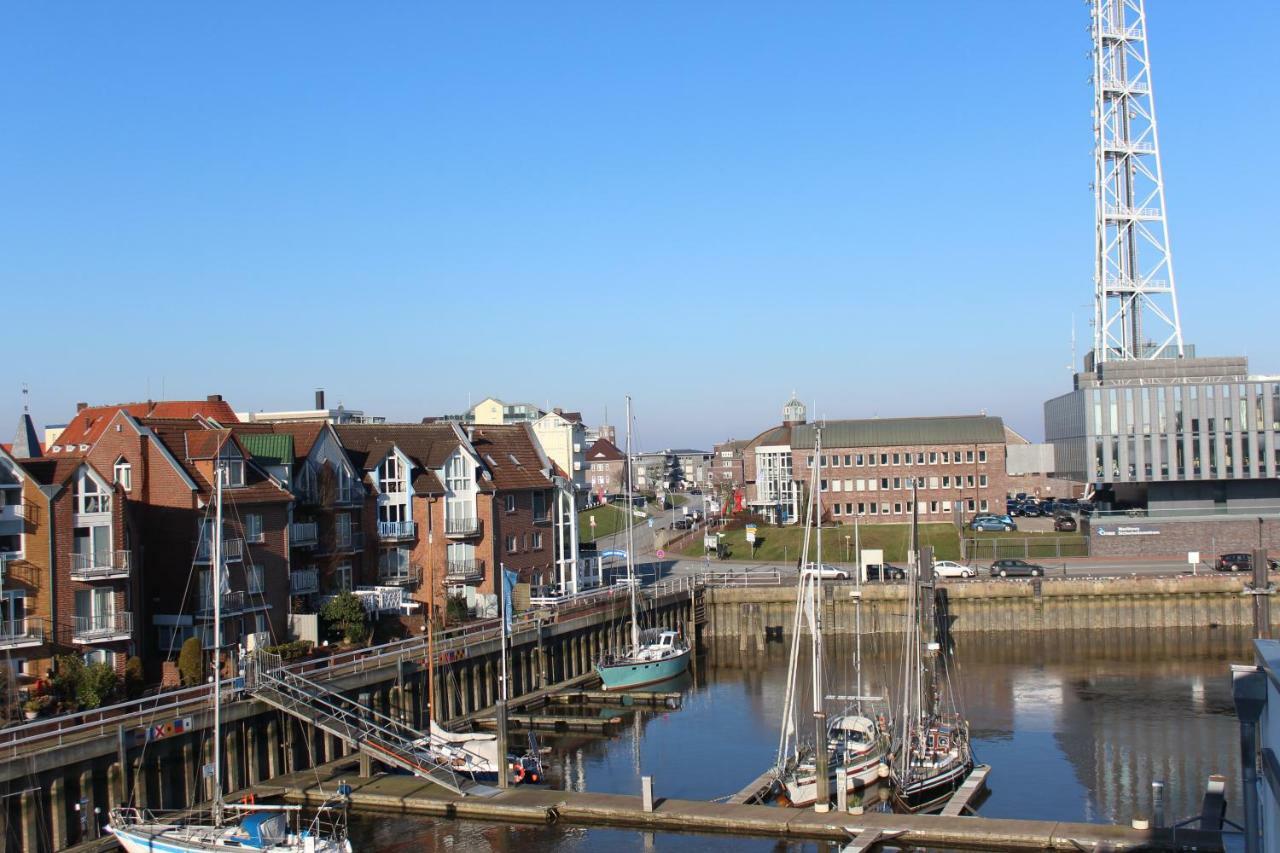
78, 662, 118, 709
446, 594, 469, 624
51, 655, 86, 705
321, 592, 368, 645
123, 656, 145, 699
264, 640, 313, 662
177, 636, 205, 687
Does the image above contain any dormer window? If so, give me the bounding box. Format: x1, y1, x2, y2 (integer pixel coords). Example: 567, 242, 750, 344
446, 454, 470, 493
380, 455, 406, 494
113, 458, 133, 492
75, 469, 110, 514
219, 445, 245, 488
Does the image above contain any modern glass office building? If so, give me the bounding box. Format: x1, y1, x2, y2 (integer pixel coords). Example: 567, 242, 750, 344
1045, 354, 1280, 511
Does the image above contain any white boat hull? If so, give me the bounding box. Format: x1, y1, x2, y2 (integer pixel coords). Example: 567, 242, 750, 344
782, 757, 886, 808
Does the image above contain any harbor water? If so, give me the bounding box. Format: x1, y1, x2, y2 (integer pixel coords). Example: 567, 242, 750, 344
347, 626, 1247, 850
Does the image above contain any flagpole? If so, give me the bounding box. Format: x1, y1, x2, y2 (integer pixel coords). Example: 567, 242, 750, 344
497, 563, 510, 789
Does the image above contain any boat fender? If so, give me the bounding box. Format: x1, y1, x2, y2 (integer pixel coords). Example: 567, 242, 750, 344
545, 807, 560, 824
241, 793, 256, 805
513, 764, 526, 784
664, 696, 679, 710
877, 763, 890, 779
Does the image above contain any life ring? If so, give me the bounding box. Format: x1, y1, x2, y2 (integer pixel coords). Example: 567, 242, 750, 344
241, 793, 255, 805
513, 763, 527, 784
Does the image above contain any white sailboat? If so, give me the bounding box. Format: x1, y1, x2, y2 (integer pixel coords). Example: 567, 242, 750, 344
109, 458, 351, 853
594, 396, 690, 691
889, 481, 975, 814
775, 427, 890, 809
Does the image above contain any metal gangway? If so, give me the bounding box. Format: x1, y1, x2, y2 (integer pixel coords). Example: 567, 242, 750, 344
242, 649, 497, 797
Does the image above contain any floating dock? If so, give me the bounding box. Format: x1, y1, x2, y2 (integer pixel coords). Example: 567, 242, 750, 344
941, 763, 991, 817
726, 768, 777, 805
271, 760, 1222, 852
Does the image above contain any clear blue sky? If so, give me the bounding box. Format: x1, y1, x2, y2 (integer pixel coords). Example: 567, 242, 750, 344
4, 2, 1278, 449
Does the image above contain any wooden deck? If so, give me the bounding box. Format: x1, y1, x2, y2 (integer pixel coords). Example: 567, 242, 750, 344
725, 767, 776, 805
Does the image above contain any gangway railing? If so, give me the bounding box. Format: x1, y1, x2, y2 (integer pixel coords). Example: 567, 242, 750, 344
242, 649, 494, 797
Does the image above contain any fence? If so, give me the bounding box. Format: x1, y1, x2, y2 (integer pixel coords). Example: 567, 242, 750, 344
962, 536, 1089, 561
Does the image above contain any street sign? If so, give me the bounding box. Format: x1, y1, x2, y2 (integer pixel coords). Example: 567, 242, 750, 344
600, 549, 627, 559
745, 524, 757, 544
656, 549, 665, 559
1187, 551, 1200, 564
589, 515, 597, 528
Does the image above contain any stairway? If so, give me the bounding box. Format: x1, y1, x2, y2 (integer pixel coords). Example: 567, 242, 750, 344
243, 650, 496, 797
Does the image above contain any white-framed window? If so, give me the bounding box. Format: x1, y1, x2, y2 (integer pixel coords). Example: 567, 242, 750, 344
868, 503, 878, 515
75, 469, 110, 514
880, 478, 889, 490
916, 452, 925, 464
880, 502, 890, 514
380, 454, 406, 493
845, 503, 854, 515
113, 458, 132, 492
0, 589, 27, 625
806, 455, 814, 469
928, 452, 938, 464
966, 450, 975, 463
532, 532, 543, 550
978, 450, 988, 463
337, 465, 353, 503
928, 476, 939, 489
904, 454, 913, 466
879, 454, 888, 465
832, 480, 842, 492
857, 502, 866, 515
247, 564, 264, 594
820, 455, 828, 468
856, 479, 865, 492
966, 475, 975, 487
843, 479, 852, 491
505, 494, 517, 513
855, 454, 864, 466
980, 499, 989, 511
843, 455, 851, 466
506, 535, 517, 554
942, 476, 951, 488
254, 613, 268, 634
893, 502, 902, 514
929, 500, 939, 513
833, 503, 842, 515
245, 513, 263, 543
83, 649, 111, 666
336, 563, 352, 591
967, 499, 976, 511
892, 477, 901, 489
979, 474, 988, 487
942, 502, 952, 513
219, 446, 245, 487
820, 479, 828, 491
892, 453, 900, 465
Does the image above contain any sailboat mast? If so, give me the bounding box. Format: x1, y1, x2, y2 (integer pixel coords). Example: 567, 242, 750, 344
624, 396, 639, 650
810, 426, 828, 812
854, 514, 862, 715
212, 458, 224, 825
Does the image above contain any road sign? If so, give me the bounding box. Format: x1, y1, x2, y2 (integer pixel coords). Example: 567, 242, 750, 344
656, 549, 665, 559
600, 549, 627, 559
1187, 551, 1200, 564
589, 515, 597, 528
745, 524, 757, 544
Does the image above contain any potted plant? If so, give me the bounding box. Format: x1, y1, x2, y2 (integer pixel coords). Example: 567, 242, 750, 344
23, 697, 43, 720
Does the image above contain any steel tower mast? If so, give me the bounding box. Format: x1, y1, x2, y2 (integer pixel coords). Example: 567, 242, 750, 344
1091, 0, 1184, 364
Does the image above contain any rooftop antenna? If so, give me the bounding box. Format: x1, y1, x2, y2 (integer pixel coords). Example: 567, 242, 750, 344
21, 383, 29, 413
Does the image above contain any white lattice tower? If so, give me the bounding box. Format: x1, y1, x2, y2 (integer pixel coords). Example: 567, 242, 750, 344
1092, 0, 1184, 363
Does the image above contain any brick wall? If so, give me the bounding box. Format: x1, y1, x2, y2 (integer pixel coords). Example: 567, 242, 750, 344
492, 488, 556, 585
1089, 516, 1280, 559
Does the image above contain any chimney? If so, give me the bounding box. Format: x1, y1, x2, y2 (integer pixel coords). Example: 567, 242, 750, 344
206, 394, 223, 403
316, 389, 325, 410
76, 402, 88, 412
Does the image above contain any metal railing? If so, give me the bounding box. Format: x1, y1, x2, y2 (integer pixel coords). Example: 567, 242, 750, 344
377, 521, 417, 541
1092, 504, 1280, 522
377, 558, 422, 587
69, 550, 132, 580
72, 612, 133, 643
445, 558, 485, 582
289, 569, 319, 595
197, 591, 246, 617
195, 538, 245, 563
962, 536, 1089, 561
290, 522, 318, 546
445, 516, 481, 537
0, 618, 43, 649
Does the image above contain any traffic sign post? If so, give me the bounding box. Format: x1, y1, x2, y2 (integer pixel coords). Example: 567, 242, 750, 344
1188, 550, 1200, 576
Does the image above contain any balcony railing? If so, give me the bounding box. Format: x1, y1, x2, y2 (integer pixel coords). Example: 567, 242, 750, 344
0, 618, 43, 650
445, 516, 481, 538
291, 522, 319, 546
196, 591, 248, 617
378, 562, 422, 587
69, 550, 132, 581
195, 538, 245, 563
377, 521, 417, 541
289, 569, 319, 595
72, 612, 133, 644
445, 558, 485, 584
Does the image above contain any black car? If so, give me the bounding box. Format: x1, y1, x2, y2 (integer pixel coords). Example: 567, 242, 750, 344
1019, 503, 1043, 518
989, 559, 1046, 578
1053, 514, 1078, 532
865, 563, 907, 581
1216, 553, 1280, 573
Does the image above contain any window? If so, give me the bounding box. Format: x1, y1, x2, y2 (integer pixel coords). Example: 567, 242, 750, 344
980, 499, 989, 512
336, 564, 352, 592
880, 478, 889, 490
247, 564, 264, 594
869, 503, 878, 515
845, 503, 854, 515
916, 452, 924, 464
844, 479, 852, 491
382, 454, 407, 493
966, 499, 975, 511
532, 491, 547, 519
74, 525, 111, 568
806, 455, 814, 468
965, 450, 974, 463
832, 480, 842, 492
978, 450, 988, 463
892, 453, 900, 465
506, 535, 517, 554
929, 500, 939, 513
337, 466, 354, 503
855, 454, 864, 466
820, 479, 828, 491
893, 502, 902, 514
941, 451, 950, 464
245, 514, 264, 543
966, 475, 975, 488
892, 477, 901, 489
879, 454, 888, 465
905, 454, 913, 466
928, 452, 937, 464
880, 502, 890, 515
844, 455, 852, 466
942, 476, 951, 488
219, 447, 245, 487
857, 502, 866, 515
820, 455, 828, 467
336, 513, 352, 548
113, 458, 132, 492
505, 494, 517, 513
75, 470, 110, 514
532, 532, 543, 550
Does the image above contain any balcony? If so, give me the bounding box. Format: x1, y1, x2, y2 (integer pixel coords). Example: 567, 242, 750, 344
354, 586, 419, 615
291, 522, 319, 547
0, 618, 44, 650
196, 590, 265, 618
377, 521, 417, 541
445, 558, 485, 584
70, 550, 132, 581
445, 516, 482, 538
72, 612, 133, 644
194, 538, 244, 563
336, 532, 365, 553
289, 569, 319, 595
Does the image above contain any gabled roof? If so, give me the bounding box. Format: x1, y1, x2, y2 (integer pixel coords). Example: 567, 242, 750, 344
585, 438, 625, 462
334, 423, 466, 472
468, 424, 553, 492
50, 398, 238, 455
267, 422, 326, 459
237, 433, 295, 467
792, 415, 1006, 450
184, 429, 233, 460
141, 418, 291, 504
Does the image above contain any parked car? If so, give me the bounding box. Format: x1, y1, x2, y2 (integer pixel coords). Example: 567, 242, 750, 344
1215, 553, 1280, 573
1077, 501, 1095, 516
932, 560, 976, 579
689, 488, 702, 495
1019, 502, 1044, 518
865, 563, 906, 581
1056, 498, 1080, 510
673, 517, 693, 530
972, 516, 1016, 532
1039, 499, 1058, 514
1053, 514, 1078, 532
803, 562, 851, 580
989, 559, 1046, 578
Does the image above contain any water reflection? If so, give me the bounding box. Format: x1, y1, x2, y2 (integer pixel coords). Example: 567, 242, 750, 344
349, 626, 1247, 850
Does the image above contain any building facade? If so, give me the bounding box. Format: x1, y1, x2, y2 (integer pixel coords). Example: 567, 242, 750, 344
711, 439, 749, 492
531, 409, 587, 499
584, 437, 628, 500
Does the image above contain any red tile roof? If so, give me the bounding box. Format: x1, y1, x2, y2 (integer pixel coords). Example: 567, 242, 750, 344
50, 398, 238, 455
469, 425, 554, 492
585, 438, 625, 462
140, 418, 290, 504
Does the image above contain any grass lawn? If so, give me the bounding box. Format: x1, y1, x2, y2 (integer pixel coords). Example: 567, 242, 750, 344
579, 504, 639, 543
681, 522, 960, 563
